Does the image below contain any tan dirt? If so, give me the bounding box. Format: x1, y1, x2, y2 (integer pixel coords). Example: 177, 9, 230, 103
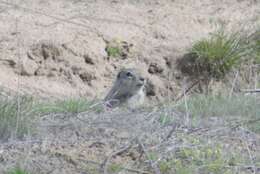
0, 0, 259, 101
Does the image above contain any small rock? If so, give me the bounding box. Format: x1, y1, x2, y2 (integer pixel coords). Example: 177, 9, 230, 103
71, 66, 80, 75
34, 67, 46, 76
47, 71, 56, 77
89, 142, 105, 148
21, 58, 38, 76
41, 42, 61, 60
0, 59, 16, 67
63, 69, 73, 80
176, 52, 199, 76
163, 56, 172, 68
145, 79, 156, 96
148, 62, 164, 74
29, 41, 62, 62
83, 54, 95, 65
128, 150, 139, 161
79, 71, 96, 83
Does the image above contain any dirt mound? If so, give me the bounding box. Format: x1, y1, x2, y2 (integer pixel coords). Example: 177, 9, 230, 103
23, 41, 98, 86
0, 0, 259, 101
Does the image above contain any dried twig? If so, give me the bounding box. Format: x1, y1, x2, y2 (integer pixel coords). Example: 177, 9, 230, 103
229, 70, 239, 98
164, 122, 180, 141
79, 158, 150, 174
137, 138, 161, 174
174, 80, 199, 102
241, 89, 260, 93
100, 140, 134, 174
241, 138, 256, 174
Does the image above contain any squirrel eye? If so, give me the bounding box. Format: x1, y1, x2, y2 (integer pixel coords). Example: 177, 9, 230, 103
126, 72, 133, 77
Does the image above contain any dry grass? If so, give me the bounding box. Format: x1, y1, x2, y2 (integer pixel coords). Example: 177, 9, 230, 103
0, 92, 259, 174
0, 94, 36, 141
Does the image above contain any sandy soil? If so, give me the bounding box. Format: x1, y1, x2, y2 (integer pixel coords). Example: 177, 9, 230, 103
0, 0, 259, 101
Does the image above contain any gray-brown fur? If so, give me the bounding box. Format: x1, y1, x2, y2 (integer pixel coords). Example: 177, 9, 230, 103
104, 68, 145, 108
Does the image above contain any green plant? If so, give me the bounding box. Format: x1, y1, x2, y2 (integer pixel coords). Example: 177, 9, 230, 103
108, 163, 123, 173
158, 114, 174, 126
147, 151, 158, 161
175, 144, 235, 174
177, 93, 260, 132
106, 45, 122, 57
177, 94, 260, 118
36, 98, 99, 114
178, 30, 250, 82
7, 167, 30, 174
105, 39, 133, 59
158, 160, 173, 173
256, 40, 260, 60
176, 93, 260, 133
0, 95, 36, 141
155, 140, 248, 174
193, 31, 249, 78
105, 39, 122, 58
251, 29, 260, 63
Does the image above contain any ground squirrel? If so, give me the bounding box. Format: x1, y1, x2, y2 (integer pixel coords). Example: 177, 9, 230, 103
104, 68, 145, 108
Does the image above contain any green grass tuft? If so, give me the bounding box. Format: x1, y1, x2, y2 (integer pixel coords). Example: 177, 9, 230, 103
108, 163, 123, 173
251, 29, 260, 63
191, 30, 248, 79
36, 98, 102, 115
178, 94, 259, 117
177, 93, 260, 133
177, 30, 252, 83
106, 46, 122, 57
7, 167, 30, 174
156, 135, 250, 174
0, 95, 36, 141
158, 113, 174, 126
0, 94, 102, 141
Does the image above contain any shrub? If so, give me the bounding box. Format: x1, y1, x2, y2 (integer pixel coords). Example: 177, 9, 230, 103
177, 30, 250, 81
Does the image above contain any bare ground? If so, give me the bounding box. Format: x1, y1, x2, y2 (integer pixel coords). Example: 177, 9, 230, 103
0, 0, 259, 101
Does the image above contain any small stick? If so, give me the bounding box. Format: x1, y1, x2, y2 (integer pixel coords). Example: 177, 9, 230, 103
164, 122, 180, 141
241, 89, 260, 93
174, 80, 199, 102
80, 159, 150, 174
100, 141, 133, 174
229, 70, 239, 98
137, 138, 161, 174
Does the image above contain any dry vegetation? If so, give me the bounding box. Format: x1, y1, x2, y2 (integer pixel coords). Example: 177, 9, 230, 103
0, 0, 259, 174
0, 92, 259, 174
